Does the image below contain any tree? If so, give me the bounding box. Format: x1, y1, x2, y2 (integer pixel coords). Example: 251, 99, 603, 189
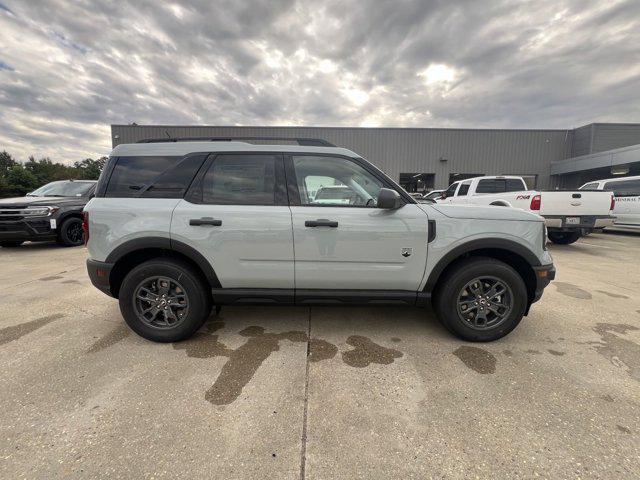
4, 165, 39, 196
73, 157, 107, 179
0, 151, 16, 176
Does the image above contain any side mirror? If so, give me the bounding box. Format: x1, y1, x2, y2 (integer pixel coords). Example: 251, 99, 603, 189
440, 193, 447, 200
377, 188, 402, 209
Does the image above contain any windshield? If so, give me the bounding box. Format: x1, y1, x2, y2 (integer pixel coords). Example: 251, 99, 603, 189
29, 181, 94, 197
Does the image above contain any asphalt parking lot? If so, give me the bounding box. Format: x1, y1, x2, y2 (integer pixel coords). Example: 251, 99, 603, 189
1, 231, 639, 479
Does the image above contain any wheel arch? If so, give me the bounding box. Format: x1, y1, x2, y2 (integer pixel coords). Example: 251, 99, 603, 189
105, 237, 221, 298
425, 239, 540, 308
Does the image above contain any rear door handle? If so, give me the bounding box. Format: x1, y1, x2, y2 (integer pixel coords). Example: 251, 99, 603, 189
189, 218, 222, 226
305, 219, 338, 228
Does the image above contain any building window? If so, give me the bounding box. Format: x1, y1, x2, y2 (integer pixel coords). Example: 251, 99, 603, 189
399, 173, 435, 193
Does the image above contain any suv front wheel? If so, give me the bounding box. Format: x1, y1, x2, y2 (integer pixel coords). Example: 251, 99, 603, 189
434, 257, 528, 342
119, 259, 212, 342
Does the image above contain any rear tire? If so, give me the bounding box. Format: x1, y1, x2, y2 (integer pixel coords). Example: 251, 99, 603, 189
547, 231, 580, 245
434, 257, 528, 342
57, 217, 84, 247
118, 259, 212, 342
0, 241, 24, 248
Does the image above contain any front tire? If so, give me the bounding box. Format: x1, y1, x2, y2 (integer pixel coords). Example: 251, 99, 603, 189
0, 241, 24, 248
118, 259, 212, 342
57, 217, 84, 247
434, 257, 528, 342
547, 230, 580, 245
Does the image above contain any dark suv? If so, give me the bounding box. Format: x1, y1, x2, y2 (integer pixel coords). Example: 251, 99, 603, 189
0, 180, 96, 247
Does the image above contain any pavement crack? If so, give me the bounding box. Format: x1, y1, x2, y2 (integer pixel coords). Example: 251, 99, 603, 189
299, 307, 311, 480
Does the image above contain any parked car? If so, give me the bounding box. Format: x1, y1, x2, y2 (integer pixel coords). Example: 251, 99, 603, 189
0, 180, 96, 247
85, 138, 555, 343
437, 176, 615, 244
422, 189, 444, 201
579, 175, 640, 229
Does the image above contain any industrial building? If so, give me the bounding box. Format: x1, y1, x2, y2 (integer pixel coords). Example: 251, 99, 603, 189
111, 123, 640, 191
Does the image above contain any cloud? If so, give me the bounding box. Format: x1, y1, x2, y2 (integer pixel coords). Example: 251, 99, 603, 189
0, 0, 639, 163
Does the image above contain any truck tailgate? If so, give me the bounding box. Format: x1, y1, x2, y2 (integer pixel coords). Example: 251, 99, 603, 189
539, 191, 612, 216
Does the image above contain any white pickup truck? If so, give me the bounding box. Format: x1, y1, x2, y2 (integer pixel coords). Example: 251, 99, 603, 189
437, 176, 615, 244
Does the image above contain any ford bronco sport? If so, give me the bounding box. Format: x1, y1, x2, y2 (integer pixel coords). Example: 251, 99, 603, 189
85, 137, 555, 343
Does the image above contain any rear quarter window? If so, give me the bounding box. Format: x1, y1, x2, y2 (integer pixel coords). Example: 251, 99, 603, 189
105, 156, 183, 198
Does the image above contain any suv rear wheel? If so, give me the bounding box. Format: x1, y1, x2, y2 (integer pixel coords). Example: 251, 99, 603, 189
57, 217, 84, 247
434, 257, 528, 342
119, 259, 212, 342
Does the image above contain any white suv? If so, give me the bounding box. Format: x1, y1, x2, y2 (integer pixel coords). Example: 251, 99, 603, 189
85, 137, 555, 343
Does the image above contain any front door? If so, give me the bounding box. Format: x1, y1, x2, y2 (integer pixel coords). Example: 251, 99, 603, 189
171, 153, 294, 289
287, 154, 429, 291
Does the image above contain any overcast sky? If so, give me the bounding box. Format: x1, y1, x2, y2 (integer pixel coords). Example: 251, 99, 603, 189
1, 0, 639, 163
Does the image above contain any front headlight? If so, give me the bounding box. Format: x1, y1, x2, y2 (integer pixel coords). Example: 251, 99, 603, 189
24, 206, 59, 217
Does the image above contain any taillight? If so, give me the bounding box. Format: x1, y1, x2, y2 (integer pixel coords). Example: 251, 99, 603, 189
530, 194, 541, 211
610, 195, 615, 211
82, 211, 89, 245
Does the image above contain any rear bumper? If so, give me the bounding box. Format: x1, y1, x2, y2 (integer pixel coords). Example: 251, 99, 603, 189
0, 218, 56, 241
87, 259, 115, 297
544, 215, 614, 230
531, 263, 556, 304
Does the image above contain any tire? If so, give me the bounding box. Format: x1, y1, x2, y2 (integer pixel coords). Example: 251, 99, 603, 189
57, 217, 84, 247
118, 258, 212, 342
0, 241, 24, 248
434, 257, 528, 342
547, 230, 580, 245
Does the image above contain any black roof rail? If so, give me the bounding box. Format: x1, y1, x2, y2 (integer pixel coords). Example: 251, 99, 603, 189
135, 136, 336, 147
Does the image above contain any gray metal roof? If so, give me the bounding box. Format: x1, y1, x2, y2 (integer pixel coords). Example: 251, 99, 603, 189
110, 141, 359, 158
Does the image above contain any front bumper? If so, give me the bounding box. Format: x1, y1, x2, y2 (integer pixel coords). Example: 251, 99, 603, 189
544, 215, 614, 230
531, 263, 556, 304
87, 259, 115, 297
0, 218, 57, 241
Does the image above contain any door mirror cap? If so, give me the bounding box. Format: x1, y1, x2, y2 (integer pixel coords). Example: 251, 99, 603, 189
377, 188, 402, 209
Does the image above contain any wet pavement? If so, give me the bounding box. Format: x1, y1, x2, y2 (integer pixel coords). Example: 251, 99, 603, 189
1, 230, 639, 478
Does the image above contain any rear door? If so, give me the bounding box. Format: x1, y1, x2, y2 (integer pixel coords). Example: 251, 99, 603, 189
171, 153, 295, 289
287, 154, 429, 292
604, 179, 640, 226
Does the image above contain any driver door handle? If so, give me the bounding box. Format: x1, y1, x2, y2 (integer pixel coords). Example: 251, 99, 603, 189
189, 218, 222, 226
305, 219, 338, 228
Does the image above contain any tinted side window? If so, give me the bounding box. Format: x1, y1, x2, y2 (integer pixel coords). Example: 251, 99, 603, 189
202, 154, 277, 205
603, 179, 640, 197
506, 179, 526, 192
580, 182, 599, 190
476, 179, 506, 193
106, 156, 179, 197
141, 154, 207, 198
457, 184, 470, 196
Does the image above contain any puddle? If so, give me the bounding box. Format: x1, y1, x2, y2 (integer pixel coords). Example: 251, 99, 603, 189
554, 282, 592, 299
390, 337, 402, 343
592, 323, 640, 381
341, 335, 403, 368
454, 346, 496, 374
87, 324, 131, 353
309, 338, 338, 363
0, 314, 64, 345
596, 290, 629, 299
